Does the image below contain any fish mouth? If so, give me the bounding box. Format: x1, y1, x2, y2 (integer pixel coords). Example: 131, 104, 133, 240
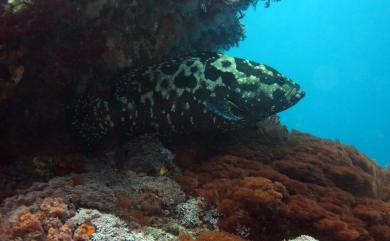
295, 89, 305, 100
286, 85, 305, 103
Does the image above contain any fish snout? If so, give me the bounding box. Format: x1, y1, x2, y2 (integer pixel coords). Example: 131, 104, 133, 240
288, 84, 305, 104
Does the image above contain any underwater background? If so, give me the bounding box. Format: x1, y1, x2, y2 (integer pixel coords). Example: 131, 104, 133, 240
1, 1, 389, 241
228, 0, 390, 167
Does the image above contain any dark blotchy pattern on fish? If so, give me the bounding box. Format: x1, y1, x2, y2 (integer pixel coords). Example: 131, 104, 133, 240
68, 52, 305, 148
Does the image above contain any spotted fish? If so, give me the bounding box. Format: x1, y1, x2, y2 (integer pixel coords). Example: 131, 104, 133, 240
69, 52, 305, 148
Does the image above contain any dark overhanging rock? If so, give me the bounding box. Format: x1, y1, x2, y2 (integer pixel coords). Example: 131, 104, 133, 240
0, 0, 271, 161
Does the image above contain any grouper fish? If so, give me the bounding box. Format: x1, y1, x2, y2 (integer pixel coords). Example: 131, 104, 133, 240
69, 52, 305, 148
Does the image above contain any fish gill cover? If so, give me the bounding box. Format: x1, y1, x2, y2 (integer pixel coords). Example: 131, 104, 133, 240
0, 1, 389, 241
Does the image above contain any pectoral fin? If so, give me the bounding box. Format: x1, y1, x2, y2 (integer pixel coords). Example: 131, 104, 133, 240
206, 97, 242, 121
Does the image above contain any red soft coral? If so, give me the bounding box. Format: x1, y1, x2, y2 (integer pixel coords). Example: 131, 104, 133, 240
174, 130, 390, 241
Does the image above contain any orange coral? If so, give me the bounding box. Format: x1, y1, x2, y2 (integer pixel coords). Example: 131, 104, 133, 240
73, 223, 96, 241
80, 224, 96, 237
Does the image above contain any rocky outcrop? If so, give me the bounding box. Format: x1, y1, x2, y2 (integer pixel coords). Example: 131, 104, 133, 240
0, 0, 259, 160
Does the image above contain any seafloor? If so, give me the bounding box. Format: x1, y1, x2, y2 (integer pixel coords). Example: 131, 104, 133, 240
1, 125, 389, 241
0, 1, 389, 241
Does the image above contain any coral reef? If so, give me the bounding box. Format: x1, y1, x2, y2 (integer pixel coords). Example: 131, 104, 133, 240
0, 137, 215, 240
0, 197, 74, 241
0, 169, 186, 240
68, 208, 157, 241
1, 126, 389, 241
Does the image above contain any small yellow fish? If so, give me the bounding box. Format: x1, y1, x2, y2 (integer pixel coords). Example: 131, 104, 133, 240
160, 165, 168, 176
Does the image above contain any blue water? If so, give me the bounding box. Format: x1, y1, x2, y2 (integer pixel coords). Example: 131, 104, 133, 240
227, 0, 390, 167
